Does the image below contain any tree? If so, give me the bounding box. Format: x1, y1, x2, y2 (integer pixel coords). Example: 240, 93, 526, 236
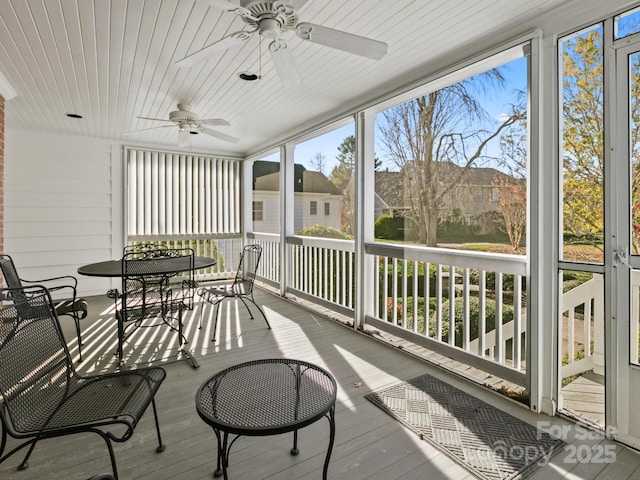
330, 135, 381, 235
330, 136, 355, 191
309, 151, 326, 175
561, 30, 605, 248
496, 177, 526, 250
497, 115, 527, 250
377, 69, 525, 246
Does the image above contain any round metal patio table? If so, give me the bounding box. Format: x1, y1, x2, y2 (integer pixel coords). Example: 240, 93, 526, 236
77, 256, 216, 277
195, 358, 337, 479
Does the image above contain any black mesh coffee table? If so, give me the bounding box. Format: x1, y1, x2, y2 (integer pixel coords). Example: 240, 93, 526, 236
195, 358, 337, 479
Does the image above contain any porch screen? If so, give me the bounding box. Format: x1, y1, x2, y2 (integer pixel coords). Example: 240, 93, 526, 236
126, 148, 241, 237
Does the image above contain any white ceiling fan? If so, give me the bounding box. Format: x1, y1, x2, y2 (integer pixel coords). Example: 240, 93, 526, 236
177, 0, 388, 87
125, 103, 239, 146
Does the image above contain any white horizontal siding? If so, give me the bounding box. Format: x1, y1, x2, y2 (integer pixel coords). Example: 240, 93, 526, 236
253, 191, 280, 234
5, 129, 116, 296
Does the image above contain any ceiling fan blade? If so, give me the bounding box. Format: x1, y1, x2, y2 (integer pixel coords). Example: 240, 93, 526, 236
137, 116, 173, 122
200, 0, 240, 12
285, 0, 309, 10
295, 23, 388, 60
124, 124, 175, 135
201, 126, 239, 143
269, 40, 300, 87
176, 31, 252, 67
199, 0, 256, 19
198, 118, 231, 126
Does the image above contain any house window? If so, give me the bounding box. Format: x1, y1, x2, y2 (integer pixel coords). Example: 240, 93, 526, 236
253, 201, 264, 222
310, 201, 318, 215
324, 202, 330, 215
492, 188, 500, 202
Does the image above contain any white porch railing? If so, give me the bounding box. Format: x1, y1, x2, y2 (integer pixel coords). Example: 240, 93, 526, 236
287, 236, 355, 310
249, 232, 281, 286
245, 234, 611, 389
365, 243, 528, 385
249, 233, 356, 311
127, 235, 243, 281
560, 274, 604, 379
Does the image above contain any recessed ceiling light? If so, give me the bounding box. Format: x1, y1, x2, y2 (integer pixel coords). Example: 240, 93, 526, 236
239, 72, 260, 81
65, 113, 83, 119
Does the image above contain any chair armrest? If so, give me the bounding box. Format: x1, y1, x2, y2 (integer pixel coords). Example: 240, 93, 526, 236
21, 275, 78, 291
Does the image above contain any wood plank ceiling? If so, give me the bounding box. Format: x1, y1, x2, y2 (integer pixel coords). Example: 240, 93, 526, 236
0, 0, 628, 157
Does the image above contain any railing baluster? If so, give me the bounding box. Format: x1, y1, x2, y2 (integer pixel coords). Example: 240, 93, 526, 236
584, 296, 592, 359
436, 264, 443, 341
424, 261, 430, 337
495, 273, 503, 364
382, 256, 389, 323
392, 258, 398, 326
568, 308, 575, 363
401, 259, 408, 329
462, 267, 470, 350
513, 274, 522, 370
448, 265, 455, 346
413, 260, 419, 333
478, 270, 486, 357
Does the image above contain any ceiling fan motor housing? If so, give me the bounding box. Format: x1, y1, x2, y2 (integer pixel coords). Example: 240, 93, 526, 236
240, 1, 297, 33
170, 104, 199, 123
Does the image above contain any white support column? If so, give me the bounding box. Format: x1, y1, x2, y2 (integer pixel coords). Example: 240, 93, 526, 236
280, 143, 295, 296
354, 111, 376, 329
529, 32, 559, 416
242, 158, 254, 246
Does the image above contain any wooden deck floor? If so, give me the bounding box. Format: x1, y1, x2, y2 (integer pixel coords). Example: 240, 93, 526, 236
1, 289, 639, 480
561, 372, 605, 427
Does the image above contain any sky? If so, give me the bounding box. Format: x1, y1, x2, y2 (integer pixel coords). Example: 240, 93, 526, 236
260, 55, 528, 176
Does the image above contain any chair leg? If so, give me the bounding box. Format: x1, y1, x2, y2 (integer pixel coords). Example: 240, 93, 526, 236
17, 440, 36, 470
247, 293, 271, 330
73, 312, 83, 362
211, 300, 222, 343
238, 296, 255, 319
96, 431, 119, 480
151, 398, 166, 453
116, 314, 124, 365
198, 298, 204, 330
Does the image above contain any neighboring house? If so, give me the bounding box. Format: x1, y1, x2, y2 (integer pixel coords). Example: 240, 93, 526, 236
374, 164, 524, 234
252, 161, 343, 234
374, 171, 404, 219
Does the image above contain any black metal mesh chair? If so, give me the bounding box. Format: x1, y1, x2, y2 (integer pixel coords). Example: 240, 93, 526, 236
0, 254, 88, 361
0, 286, 166, 480
109, 247, 198, 367
197, 244, 271, 342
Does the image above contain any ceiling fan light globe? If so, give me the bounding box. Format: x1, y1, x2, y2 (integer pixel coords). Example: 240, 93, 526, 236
259, 18, 281, 38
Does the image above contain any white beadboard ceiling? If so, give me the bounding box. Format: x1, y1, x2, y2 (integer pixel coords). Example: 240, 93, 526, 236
0, 0, 633, 157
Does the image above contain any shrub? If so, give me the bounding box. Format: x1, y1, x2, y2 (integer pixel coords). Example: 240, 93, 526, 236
375, 214, 400, 239
296, 225, 353, 240
429, 296, 514, 347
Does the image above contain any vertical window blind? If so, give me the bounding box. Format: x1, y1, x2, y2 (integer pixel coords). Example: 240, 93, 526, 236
126, 148, 241, 236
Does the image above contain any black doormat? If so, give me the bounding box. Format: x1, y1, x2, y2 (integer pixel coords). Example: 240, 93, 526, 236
365, 374, 564, 480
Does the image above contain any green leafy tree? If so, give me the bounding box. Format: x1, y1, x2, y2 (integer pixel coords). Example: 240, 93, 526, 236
330, 135, 381, 235
561, 30, 605, 249
330, 135, 356, 191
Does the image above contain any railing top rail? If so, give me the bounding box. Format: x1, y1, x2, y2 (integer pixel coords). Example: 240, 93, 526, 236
287, 235, 355, 251
129, 233, 242, 241
248, 232, 280, 241
366, 242, 527, 275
